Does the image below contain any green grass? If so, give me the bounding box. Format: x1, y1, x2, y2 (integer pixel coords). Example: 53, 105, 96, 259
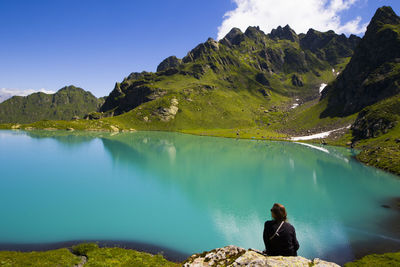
84, 247, 179, 267
344, 251, 400, 267
355, 124, 400, 175
349, 94, 400, 175
0, 244, 180, 267
0, 248, 81, 267
279, 97, 358, 134
181, 127, 287, 140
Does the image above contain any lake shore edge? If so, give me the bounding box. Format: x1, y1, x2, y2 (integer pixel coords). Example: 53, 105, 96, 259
0, 241, 399, 266
1, 125, 399, 177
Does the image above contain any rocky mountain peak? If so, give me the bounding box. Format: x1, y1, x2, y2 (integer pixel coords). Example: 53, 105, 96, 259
156, 56, 182, 72
244, 26, 266, 40
206, 37, 219, 50
369, 6, 400, 29
220, 27, 245, 46
320, 6, 400, 117
126, 71, 150, 81
57, 85, 83, 93
270, 24, 298, 42
299, 28, 360, 64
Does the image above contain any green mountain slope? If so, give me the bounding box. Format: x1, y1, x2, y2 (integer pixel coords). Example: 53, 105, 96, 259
279, 6, 400, 137
0, 86, 103, 124
97, 25, 358, 132
351, 95, 400, 174
321, 6, 400, 117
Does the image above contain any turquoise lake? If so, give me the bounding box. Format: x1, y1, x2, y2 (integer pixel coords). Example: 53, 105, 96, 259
0, 130, 399, 264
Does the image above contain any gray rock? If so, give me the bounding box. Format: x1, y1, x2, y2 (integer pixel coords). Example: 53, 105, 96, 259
156, 98, 179, 122
183, 246, 340, 267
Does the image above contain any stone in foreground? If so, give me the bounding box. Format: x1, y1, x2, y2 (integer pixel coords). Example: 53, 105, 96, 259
183, 246, 339, 267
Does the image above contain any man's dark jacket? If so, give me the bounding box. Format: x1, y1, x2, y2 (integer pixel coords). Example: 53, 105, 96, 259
263, 220, 299, 256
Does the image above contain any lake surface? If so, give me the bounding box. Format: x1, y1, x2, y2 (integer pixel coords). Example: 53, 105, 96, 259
0, 130, 399, 264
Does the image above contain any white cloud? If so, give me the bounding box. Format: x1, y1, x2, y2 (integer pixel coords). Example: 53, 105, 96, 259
217, 0, 368, 40
0, 88, 55, 103
0, 88, 55, 96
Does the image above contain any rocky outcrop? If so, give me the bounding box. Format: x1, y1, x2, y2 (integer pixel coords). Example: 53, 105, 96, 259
155, 97, 179, 122
183, 246, 340, 267
291, 74, 304, 87
245, 26, 267, 44
300, 29, 360, 65
321, 6, 400, 117
220, 28, 245, 46
351, 110, 397, 140
255, 73, 270, 86
351, 95, 400, 140
157, 56, 182, 72
270, 25, 299, 42
100, 79, 167, 116
183, 38, 220, 63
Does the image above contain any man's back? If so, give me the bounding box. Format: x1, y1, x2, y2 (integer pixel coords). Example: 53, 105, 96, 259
263, 220, 299, 256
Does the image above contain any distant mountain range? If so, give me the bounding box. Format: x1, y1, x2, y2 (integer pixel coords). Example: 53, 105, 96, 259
0, 86, 104, 124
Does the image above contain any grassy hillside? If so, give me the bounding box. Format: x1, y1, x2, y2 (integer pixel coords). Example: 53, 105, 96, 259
350, 94, 400, 174
0, 243, 179, 267
0, 86, 103, 124
321, 6, 400, 117
344, 251, 400, 266
0, 249, 81, 266
96, 24, 358, 133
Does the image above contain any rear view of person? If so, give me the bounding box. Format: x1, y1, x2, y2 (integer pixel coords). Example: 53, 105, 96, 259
263, 203, 299, 256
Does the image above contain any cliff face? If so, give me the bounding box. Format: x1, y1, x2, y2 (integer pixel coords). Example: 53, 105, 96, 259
182, 246, 339, 267
321, 6, 400, 117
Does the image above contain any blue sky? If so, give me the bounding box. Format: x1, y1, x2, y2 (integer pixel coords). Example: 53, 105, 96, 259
0, 0, 399, 97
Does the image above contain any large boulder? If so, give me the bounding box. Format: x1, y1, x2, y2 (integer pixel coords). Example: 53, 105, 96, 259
183, 246, 340, 267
